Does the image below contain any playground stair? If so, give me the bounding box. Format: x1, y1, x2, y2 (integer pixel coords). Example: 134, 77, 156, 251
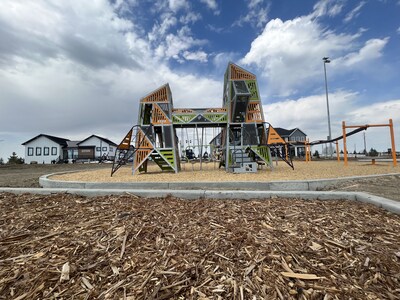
230, 149, 257, 173
150, 149, 175, 172
248, 146, 272, 168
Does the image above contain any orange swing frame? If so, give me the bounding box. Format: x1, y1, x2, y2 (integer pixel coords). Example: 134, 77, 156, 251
342, 119, 397, 167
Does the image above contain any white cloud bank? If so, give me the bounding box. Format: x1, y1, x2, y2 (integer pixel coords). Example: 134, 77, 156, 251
240, 4, 388, 98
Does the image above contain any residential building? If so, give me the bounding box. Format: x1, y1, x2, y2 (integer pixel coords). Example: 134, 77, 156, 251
22, 134, 69, 164
275, 127, 307, 157
77, 135, 117, 160
22, 134, 117, 164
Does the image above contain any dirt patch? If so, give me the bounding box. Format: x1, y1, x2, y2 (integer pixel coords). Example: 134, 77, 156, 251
322, 174, 400, 201
1, 193, 399, 299
0, 164, 107, 188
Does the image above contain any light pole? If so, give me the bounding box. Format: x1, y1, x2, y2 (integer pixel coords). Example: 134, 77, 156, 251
323, 57, 332, 157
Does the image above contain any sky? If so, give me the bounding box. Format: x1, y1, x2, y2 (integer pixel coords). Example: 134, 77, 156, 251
1, 0, 400, 161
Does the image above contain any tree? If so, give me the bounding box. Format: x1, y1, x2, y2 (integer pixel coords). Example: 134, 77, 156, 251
353, 150, 357, 154
313, 150, 320, 158
0, 158, 4, 165
368, 148, 378, 157
340, 150, 344, 154
7, 152, 24, 164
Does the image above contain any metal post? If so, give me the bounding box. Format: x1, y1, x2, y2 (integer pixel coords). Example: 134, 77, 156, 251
342, 121, 348, 166
336, 141, 340, 162
323, 57, 332, 158
389, 119, 397, 167
363, 132, 367, 155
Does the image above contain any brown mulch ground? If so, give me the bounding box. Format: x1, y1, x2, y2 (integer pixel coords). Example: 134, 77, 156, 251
1, 193, 399, 299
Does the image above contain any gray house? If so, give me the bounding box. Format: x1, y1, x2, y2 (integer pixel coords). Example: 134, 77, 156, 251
275, 128, 307, 157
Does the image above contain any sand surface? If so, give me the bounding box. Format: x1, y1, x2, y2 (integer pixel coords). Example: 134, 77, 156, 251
51, 160, 400, 182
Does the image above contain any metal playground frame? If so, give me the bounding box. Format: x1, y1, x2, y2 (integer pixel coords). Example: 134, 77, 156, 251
111, 63, 292, 176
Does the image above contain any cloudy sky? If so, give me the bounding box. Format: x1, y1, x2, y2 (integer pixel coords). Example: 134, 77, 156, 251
1, 0, 400, 161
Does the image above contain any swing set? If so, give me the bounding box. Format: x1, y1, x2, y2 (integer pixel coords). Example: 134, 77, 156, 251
342, 119, 397, 167
305, 119, 397, 167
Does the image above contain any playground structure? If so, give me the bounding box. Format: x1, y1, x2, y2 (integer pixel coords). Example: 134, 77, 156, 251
111, 63, 293, 176
308, 119, 397, 166
342, 119, 397, 167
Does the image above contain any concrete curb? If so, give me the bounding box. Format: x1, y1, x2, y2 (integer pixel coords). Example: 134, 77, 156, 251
39, 172, 400, 191
1, 188, 399, 214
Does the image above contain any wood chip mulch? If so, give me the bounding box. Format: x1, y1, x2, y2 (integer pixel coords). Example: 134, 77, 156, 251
1, 192, 400, 299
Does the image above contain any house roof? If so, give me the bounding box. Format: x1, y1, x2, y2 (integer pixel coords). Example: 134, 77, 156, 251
22, 134, 70, 146
66, 141, 80, 148
77, 135, 117, 146
274, 127, 307, 137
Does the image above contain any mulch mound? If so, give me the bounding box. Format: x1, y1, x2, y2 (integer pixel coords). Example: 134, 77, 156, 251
1, 193, 399, 299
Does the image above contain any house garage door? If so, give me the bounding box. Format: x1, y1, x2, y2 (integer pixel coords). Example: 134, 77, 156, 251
78, 147, 95, 159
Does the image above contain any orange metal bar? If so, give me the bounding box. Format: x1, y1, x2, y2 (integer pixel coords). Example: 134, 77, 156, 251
343, 119, 396, 167
305, 139, 310, 162
344, 124, 388, 129
342, 121, 348, 166
336, 141, 340, 162
389, 119, 397, 167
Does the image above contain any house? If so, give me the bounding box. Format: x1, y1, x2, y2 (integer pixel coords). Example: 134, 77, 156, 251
22, 134, 117, 164
76, 135, 117, 160
22, 134, 70, 164
275, 127, 307, 157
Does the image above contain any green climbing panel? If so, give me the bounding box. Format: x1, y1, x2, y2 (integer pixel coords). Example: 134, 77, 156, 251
250, 146, 271, 166
246, 80, 259, 101
159, 149, 175, 167
172, 114, 196, 124
203, 113, 228, 123
150, 149, 176, 172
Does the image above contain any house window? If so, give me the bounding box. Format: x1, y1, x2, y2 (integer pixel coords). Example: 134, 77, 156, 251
102, 147, 107, 151
51, 147, 57, 155
36, 147, 42, 156
96, 147, 101, 151
28, 147, 34, 156
109, 147, 113, 152
44, 147, 50, 156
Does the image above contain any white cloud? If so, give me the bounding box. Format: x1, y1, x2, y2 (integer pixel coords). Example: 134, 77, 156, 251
200, 0, 220, 15
339, 38, 389, 67
240, 16, 357, 97
0, 1, 141, 69
0, 0, 220, 160
240, 13, 388, 97
344, 1, 366, 23
312, 0, 344, 18
168, 0, 189, 12
183, 50, 208, 62
233, 0, 270, 29
179, 12, 201, 24
156, 26, 207, 62
264, 92, 400, 151
397, 26, 400, 34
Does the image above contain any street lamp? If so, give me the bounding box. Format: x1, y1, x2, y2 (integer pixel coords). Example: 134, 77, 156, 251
323, 57, 332, 157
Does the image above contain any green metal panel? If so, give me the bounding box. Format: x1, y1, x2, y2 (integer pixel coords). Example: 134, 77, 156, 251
159, 149, 175, 166
172, 114, 196, 124
150, 149, 176, 172
250, 146, 272, 166
203, 113, 228, 123
246, 80, 259, 101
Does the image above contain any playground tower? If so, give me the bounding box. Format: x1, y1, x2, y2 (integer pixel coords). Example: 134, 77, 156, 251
111, 63, 288, 176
